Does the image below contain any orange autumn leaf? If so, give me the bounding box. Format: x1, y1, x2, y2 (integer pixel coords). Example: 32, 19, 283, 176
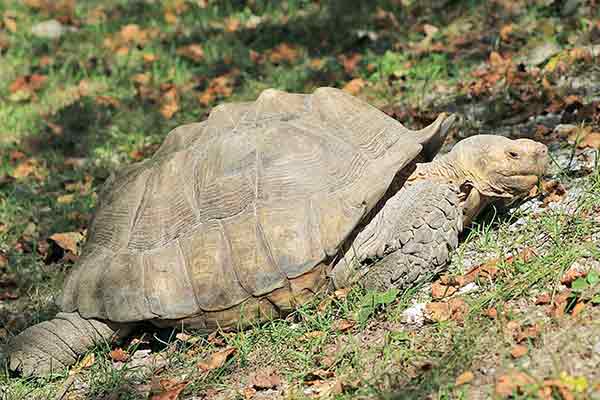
176, 44, 204, 62
455, 371, 474, 385
342, 78, 365, 96
109, 348, 128, 362
150, 382, 189, 400
49, 231, 83, 255
198, 347, 235, 372
9, 74, 47, 94
160, 88, 179, 119
269, 43, 299, 64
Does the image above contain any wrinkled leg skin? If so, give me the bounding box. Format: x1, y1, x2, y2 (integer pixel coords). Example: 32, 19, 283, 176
332, 181, 462, 291
6, 312, 124, 376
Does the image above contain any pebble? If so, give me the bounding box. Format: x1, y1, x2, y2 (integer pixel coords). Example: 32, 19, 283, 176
401, 302, 426, 326
31, 19, 77, 39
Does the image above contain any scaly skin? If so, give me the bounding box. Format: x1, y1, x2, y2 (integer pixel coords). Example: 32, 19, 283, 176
331, 135, 548, 291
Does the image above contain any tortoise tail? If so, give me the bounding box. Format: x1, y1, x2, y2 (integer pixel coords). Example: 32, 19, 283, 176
6, 312, 118, 376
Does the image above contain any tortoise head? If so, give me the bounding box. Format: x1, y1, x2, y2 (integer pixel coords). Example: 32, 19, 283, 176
451, 134, 548, 203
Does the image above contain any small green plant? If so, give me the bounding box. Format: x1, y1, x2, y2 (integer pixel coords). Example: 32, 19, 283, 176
355, 288, 399, 325
569, 270, 600, 306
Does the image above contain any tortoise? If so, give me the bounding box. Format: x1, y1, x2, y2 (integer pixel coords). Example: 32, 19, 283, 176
6, 87, 548, 376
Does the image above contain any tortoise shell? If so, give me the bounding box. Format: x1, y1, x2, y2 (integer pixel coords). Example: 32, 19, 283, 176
61, 87, 431, 330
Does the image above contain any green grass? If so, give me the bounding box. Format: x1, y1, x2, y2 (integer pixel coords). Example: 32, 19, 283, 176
1, 0, 600, 399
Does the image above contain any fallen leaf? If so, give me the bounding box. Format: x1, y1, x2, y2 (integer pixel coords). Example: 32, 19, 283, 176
176, 44, 204, 62
198, 347, 235, 372
455, 371, 474, 385
11, 159, 38, 179
9, 74, 47, 94
426, 299, 467, 323
561, 269, 587, 285
572, 302, 585, 317
535, 293, 551, 305
500, 24, 513, 41
70, 352, 95, 374
175, 332, 200, 344
110, 348, 128, 362
269, 43, 299, 64
542, 180, 567, 207
495, 372, 534, 397
3, 16, 17, 33
249, 368, 281, 390
224, 17, 240, 32
333, 287, 351, 299
342, 78, 365, 95
332, 319, 356, 332
150, 382, 189, 400
49, 231, 83, 255
510, 344, 528, 358
485, 307, 498, 319
431, 281, 458, 299
57, 194, 75, 204
578, 132, 600, 149
338, 53, 362, 75
515, 324, 541, 343
302, 331, 325, 340
160, 88, 179, 119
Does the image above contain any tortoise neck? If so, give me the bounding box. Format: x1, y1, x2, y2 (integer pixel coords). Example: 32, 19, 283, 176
407, 153, 469, 187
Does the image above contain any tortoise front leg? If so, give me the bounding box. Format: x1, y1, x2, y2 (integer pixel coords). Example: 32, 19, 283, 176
331, 181, 462, 291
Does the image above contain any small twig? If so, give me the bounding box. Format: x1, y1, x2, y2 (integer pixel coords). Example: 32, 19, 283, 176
53, 374, 76, 400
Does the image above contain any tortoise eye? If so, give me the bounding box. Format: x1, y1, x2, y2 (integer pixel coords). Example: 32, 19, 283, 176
507, 151, 520, 159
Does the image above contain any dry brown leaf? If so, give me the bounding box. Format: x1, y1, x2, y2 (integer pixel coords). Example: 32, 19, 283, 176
119, 24, 146, 43
561, 269, 586, 285
0, 253, 7, 269
495, 372, 534, 397
535, 293, 551, 305
425, 302, 450, 322
542, 180, 567, 206
57, 194, 75, 204
572, 302, 586, 317
225, 17, 240, 32
578, 132, 600, 149
176, 44, 204, 62
198, 347, 235, 372
143, 53, 158, 63
431, 281, 458, 299
110, 348, 128, 362
70, 352, 95, 374
150, 382, 189, 400
455, 371, 474, 385
9, 150, 26, 162
3, 16, 17, 33
302, 331, 325, 340
11, 159, 38, 180
249, 368, 281, 390
269, 43, 299, 64
333, 287, 351, 299
339, 53, 362, 75
510, 344, 528, 358
332, 319, 356, 332
500, 24, 513, 41
9, 74, 47, 94
342, 78, 365, 96
160, 88, 179, 119
49, 231, 83, 255
485, 307, 498, 319
131, 73, 151, 85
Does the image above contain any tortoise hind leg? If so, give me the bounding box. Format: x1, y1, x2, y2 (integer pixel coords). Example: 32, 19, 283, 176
6, 312, 131, 376
331, 181, 462, 291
